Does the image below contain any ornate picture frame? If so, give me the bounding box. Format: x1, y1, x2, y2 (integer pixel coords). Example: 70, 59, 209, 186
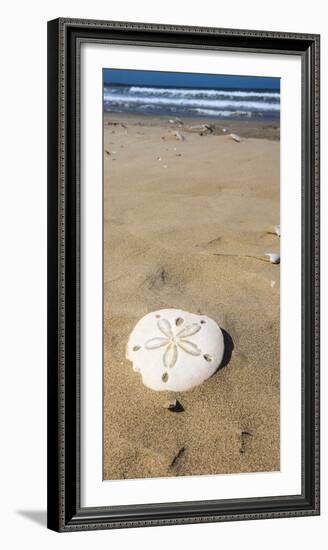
47, 18, 320, 531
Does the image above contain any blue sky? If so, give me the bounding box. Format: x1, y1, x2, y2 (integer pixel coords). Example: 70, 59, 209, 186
103, 69, 280, 90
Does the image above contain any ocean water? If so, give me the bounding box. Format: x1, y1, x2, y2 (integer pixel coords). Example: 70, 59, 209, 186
103, 84, 280, 120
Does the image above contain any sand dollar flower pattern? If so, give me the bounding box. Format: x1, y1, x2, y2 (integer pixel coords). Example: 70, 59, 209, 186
144, 318, 202, 369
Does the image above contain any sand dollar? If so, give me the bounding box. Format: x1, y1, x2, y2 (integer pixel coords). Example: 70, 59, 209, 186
126, 309, 224, 391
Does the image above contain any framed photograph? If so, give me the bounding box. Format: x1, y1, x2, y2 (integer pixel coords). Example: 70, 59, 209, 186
47, 18, 320, 532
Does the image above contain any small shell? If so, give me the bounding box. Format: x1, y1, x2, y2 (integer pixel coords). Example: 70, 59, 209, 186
265, 253, 280, 264
169, 118, 183, 125
173, 130, 185, 141
188, 124, 213, 134
230, 133, 241, 143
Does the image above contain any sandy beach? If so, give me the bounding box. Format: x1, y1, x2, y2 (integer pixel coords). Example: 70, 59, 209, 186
103, 113, 280, 480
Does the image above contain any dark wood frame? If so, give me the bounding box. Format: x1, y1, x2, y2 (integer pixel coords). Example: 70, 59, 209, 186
47, 18, 320, 532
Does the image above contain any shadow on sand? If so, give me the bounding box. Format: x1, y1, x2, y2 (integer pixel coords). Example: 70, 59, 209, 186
216, 328, 234, 372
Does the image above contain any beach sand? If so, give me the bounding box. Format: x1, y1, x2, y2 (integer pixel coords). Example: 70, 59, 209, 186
103, 113, 280, 480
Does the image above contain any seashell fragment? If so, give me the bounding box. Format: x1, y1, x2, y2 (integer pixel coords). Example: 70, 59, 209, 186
161, 130, 185, 142
265, 253, 280, 264
188, 124, 213, 135
173, 130, 185, 141
230, 133, 241, 142
126, 309, 225, 391
163, 399, 184, 412
169, 118, 183, 125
